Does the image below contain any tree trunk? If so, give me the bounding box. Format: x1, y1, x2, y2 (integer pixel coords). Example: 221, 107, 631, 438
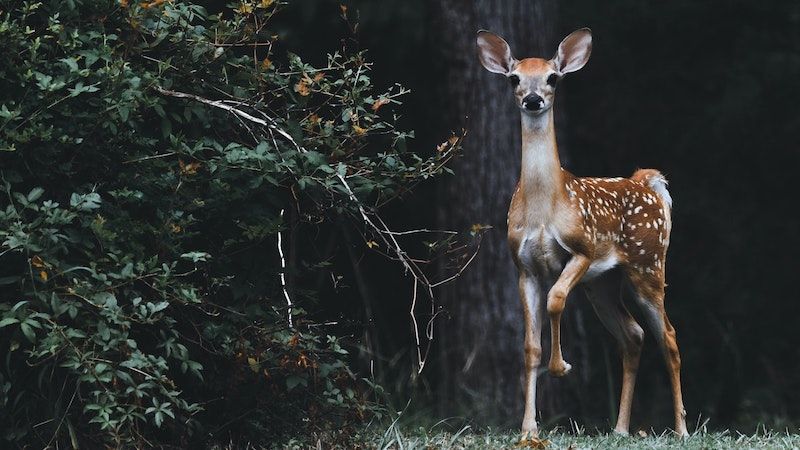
431, 0, 590, 427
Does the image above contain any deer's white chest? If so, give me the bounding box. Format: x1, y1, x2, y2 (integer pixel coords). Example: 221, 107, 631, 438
513, 223, 569, 276
512, 222, 619, 281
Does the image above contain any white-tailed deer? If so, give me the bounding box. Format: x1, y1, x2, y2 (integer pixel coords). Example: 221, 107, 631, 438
476, 28, 688, 438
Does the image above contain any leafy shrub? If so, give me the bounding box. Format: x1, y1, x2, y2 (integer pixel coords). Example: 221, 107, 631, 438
0, 0, 456, 447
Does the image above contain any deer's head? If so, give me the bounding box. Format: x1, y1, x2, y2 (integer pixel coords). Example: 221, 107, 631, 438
477, 29, 592, 115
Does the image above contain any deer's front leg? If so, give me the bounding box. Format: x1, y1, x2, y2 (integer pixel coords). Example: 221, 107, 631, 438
519, 273, 543, 437
547, 255, 590, 377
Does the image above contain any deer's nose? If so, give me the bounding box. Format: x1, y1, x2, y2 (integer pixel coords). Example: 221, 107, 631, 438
522, 94, 544, 111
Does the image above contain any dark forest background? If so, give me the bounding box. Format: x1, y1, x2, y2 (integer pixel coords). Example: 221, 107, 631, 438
2, 0, 797, 445
270, 0, 800, 433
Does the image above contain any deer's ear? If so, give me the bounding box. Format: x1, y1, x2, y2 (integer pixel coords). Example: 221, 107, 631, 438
477, 30, 516, 74
554, 28, 592, 74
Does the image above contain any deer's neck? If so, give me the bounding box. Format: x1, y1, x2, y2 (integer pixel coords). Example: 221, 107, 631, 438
519, 110, 566, 218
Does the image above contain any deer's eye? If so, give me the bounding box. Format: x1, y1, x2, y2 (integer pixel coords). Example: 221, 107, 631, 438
508, 75, 520, 87
546, 73, 559, 86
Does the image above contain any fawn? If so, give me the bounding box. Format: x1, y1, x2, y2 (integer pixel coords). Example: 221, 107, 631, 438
476, 28, 688, 437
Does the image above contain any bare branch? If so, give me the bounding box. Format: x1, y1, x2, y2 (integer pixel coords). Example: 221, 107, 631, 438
278, 209, 293, 329
153, 86, 305, 153
154, 85, 475, 374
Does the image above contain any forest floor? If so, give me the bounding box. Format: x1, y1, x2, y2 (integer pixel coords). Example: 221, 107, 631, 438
222, 424, 800, 448
351, 427, 800, 449
224, 428, 800, 449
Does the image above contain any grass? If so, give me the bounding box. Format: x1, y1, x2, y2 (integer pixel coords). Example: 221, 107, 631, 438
219, 416, 800, 449
222, 427, 800, 449
357, 426, 800, 449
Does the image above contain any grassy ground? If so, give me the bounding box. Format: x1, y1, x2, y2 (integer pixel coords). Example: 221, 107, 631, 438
356, 427, 800, 449
224, 427, 800, 449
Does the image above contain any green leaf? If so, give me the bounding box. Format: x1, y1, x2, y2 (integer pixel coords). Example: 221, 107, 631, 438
180, 252, 211, 262
0, 317, 20, 328
118, 105, 130, 122
60, 57, 79, 72
20, 322, 35, 343
286, 375, 307, 391
70, 192, 101, 211
27, 187, 44, 202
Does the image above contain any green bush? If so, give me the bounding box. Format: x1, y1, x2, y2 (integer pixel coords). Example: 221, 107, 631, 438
0, 0, 456, 447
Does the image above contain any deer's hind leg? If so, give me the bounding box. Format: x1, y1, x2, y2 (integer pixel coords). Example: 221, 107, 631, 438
584, 271, 644, 435
628, 270, 688, 437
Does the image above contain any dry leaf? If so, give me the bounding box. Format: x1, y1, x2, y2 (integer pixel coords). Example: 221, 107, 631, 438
470, 223, 492, 235
371, 97, 390, 112
516, 437, 550, 449
297, 353, 311, 368
305, 113, 321, 130
236, 2, 254, 14
294, 79, 311, 96
258, 0, 274, 8
170, 223, 182, 233
312, 72, 325, 82
352, 124, 367, 135
247, 357, 259, 373
339, 4, 347, 16
140, 0, 166, 9
366, 240, 378, 249
39, 270, 48, 282
437, 135, 460, 152
31, 255, 46, 268
261, 57, 272, 70
179, 160, 201, 175
120, 0, 129, 7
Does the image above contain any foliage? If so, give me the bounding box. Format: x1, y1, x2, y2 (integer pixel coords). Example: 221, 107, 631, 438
0, 0, 456, 447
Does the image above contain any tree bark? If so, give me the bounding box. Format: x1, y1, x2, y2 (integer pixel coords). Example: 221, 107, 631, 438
431, 0, 589, 427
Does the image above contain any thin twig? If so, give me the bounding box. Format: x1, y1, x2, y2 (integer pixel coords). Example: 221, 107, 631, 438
278, 209, 293, 329
409, 278, 425, 373
429, 240, 482, 288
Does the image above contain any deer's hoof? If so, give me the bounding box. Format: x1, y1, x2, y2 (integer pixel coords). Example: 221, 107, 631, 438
548, 360, 572, 377
520, 429, 537, 440
521, 422, 538, 438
